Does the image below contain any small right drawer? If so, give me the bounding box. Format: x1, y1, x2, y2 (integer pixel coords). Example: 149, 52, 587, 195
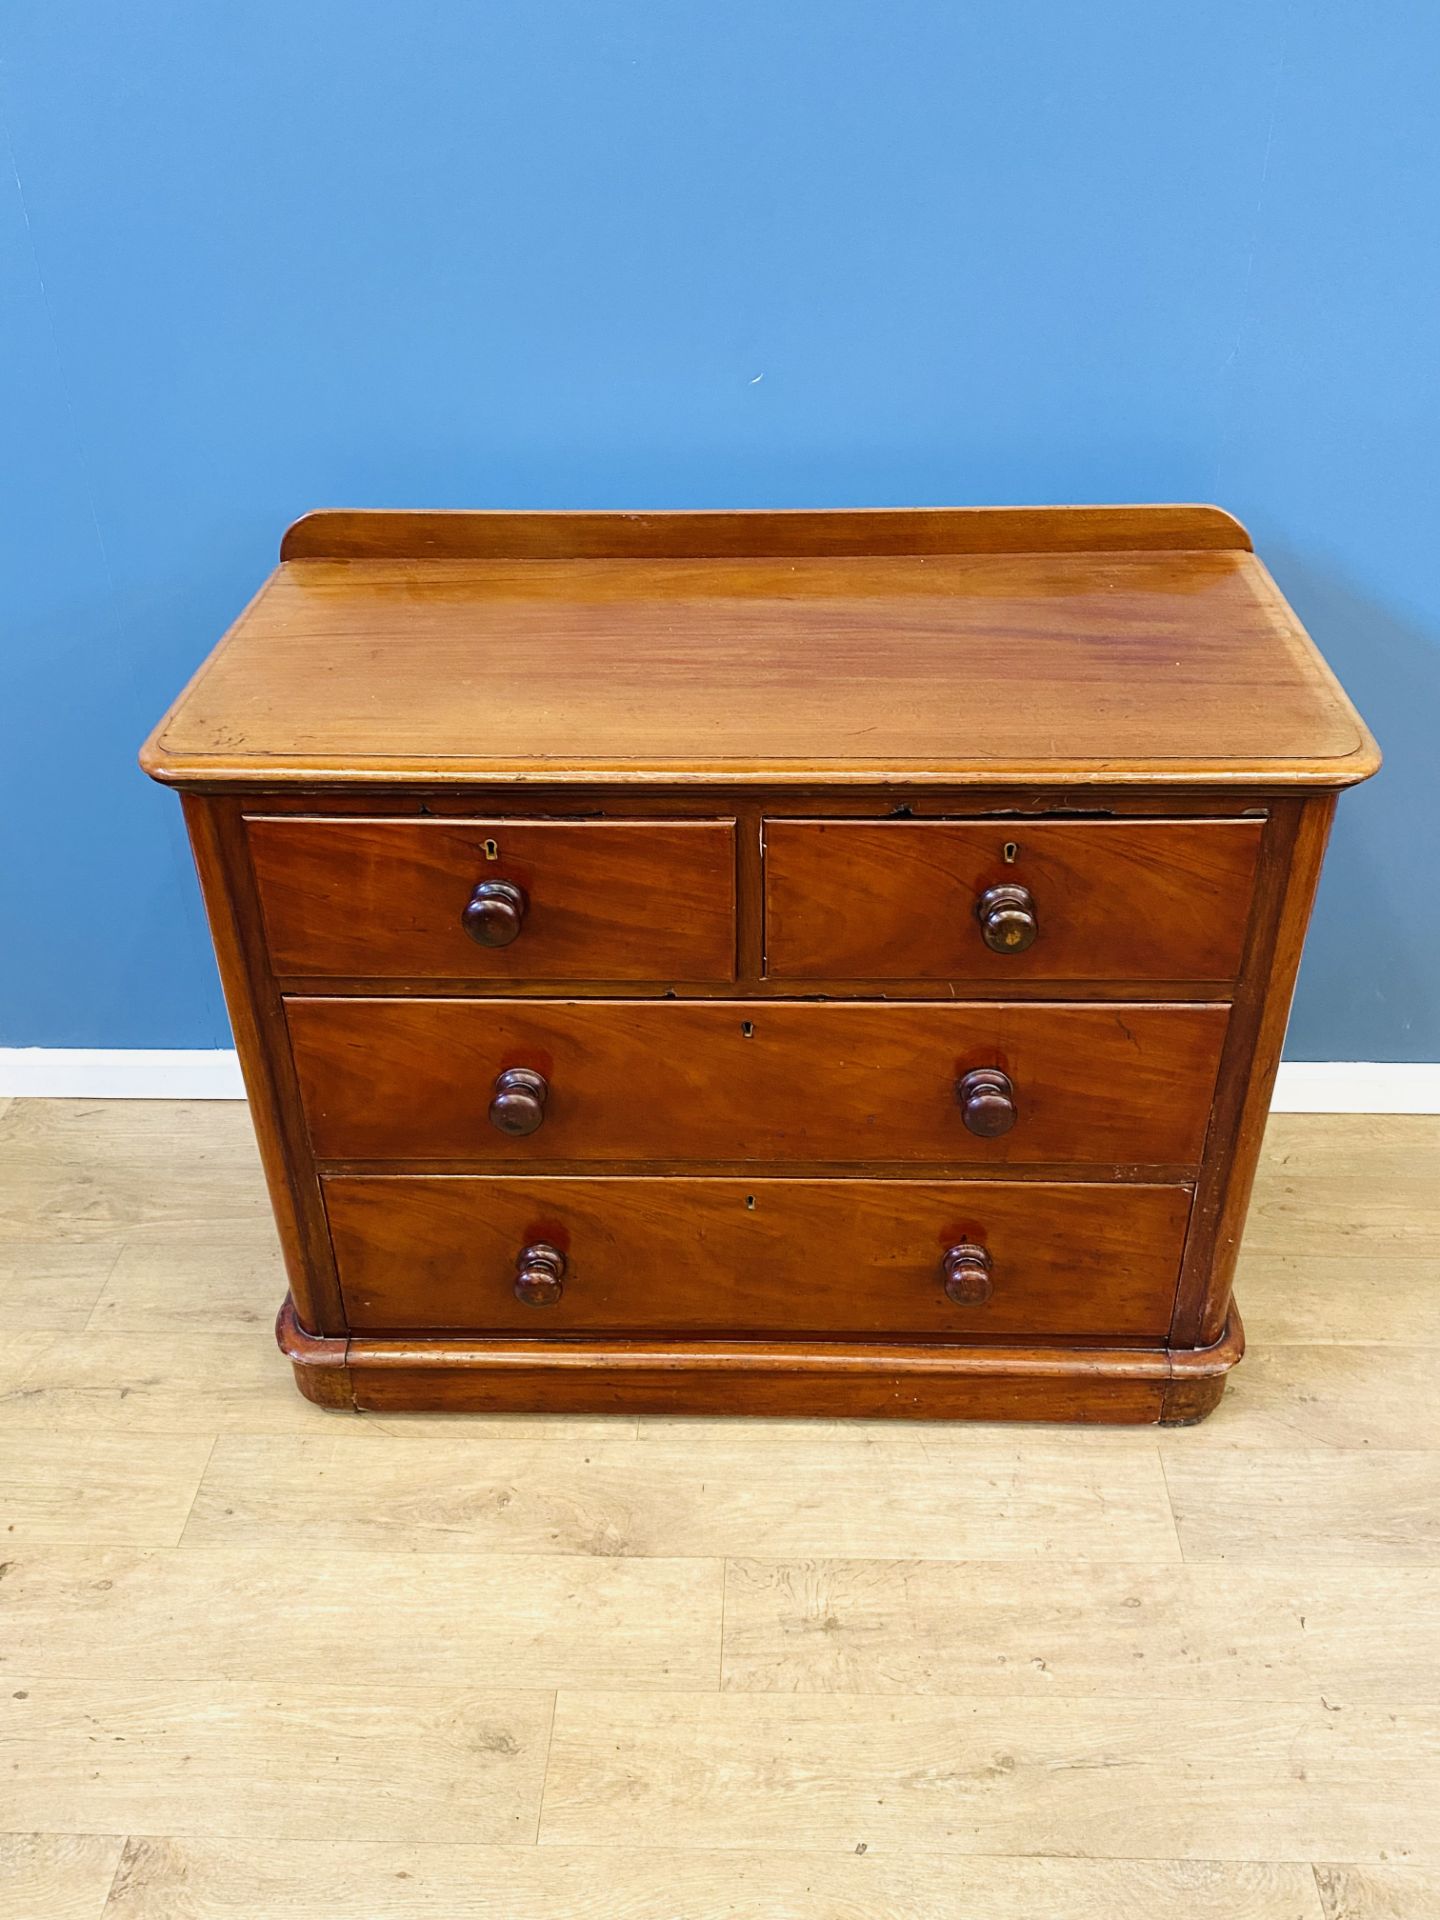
764, 818, 1264, 984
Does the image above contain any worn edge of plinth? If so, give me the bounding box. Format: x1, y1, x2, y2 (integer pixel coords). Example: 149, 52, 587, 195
275, 1294, 1244, 1423
276, 1296, 355, 1409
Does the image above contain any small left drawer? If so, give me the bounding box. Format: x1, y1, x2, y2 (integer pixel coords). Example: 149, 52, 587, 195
246, 816, 737, 982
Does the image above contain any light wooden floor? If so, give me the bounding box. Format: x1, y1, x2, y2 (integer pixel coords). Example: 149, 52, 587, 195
1, 1100, 1438, 1919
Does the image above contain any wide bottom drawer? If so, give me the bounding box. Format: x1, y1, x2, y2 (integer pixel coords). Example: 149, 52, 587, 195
325, 1175, 1191, 1340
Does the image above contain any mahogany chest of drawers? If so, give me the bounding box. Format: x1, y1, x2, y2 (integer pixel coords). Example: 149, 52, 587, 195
141, 505, 1378, 1423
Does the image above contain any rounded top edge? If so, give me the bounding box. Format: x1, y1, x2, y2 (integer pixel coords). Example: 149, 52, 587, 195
278, 503, 1256, 564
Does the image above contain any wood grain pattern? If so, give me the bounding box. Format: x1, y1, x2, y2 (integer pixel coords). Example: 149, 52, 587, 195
0, 1431, 215, 1546
326, 1335, 1180, 1421
184, 1429, 1181, 1560
141, 519, 1378, 790
538, 1691, 1440, 1860
325, 1174, 1190, 1337
1, 1547, 722, 1691
98, 1841, 1328, 1920
0, 1836, 126, 1920
1314, 1863, 1440, 1918
247, 816, 737, 982
1166, 1451, 1440, 1565
0, 1241, 123, 1332
0, 1097, 269, 1243
84, 1230, 285, 1331
0, 1679, 553, 1842
182, 796, 347, 1332
1240, 1254, 1440, 1345
1173, 794, 1337, 1346
288, 998, 1228, 1167
765, 818, 1264, 983
720, 1559, 1440, 1702
280, 502, 1256, 561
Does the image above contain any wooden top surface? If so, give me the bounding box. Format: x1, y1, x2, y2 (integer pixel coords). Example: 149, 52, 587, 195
141, 507, 1379, 789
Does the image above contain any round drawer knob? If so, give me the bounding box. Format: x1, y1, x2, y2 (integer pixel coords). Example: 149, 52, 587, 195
489, 1066, 549, 1136
463, 879, 527, 948
943, 1241, 994, 1306
514, 1242, 566, 1306
957, 1067, 1016, 1137
977, 883, 1038, 954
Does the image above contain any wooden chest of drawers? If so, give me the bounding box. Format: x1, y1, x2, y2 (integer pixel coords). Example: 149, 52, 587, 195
141, 505, 1378, 1422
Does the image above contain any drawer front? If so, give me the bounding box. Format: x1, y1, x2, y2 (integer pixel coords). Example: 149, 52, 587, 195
764, 819, 1263, 983
327, 1175, 1192, 1339
247, 817, 737, 982
288, 998, 1228, 1166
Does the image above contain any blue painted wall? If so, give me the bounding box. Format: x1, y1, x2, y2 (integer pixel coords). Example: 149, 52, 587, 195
2, 3, 1434, 1057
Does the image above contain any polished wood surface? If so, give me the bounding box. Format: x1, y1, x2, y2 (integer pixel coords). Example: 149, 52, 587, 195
247, 816, 737, 981
318, 1324, 1222, 1423
764, 818, 1264, 982
6, 1101, 1435, 1912
281, 502, 1256, 560
139, 505, 1378, 1427
286, 998, 1228, 1167
141, 509, 1379, 789
324, 1175, 1191, 1338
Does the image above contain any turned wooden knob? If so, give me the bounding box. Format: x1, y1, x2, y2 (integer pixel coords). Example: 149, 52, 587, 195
957, 1067, 1016, 1137
514, 1242, 565, 1306
463, 879, 527, 948
489, 1067, 549, 1136
943, 1242, 994, 1306
977, 883, 1038, 954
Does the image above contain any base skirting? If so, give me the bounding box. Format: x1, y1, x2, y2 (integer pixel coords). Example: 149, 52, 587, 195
275, 1295, 1245, 1425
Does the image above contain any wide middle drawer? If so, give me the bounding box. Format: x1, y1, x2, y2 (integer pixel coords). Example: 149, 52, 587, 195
287, 998, 1228, 1165
326, 1174, 1192, 1338
247, 816, 737, 982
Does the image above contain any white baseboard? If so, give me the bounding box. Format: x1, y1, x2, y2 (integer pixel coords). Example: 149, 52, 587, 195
1270, 1062, 1440, 1114
0, 1049, 247, 1099
1, 1049, 1437, 1112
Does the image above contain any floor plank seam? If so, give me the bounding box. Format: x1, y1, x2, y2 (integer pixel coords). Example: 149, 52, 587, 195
76, 1244, 135, 1336
173, 1434, 219, 1546
96, 1836, 132, 1919
1155, 1447, 1188, 1562
717, 1556, 730, 1691
530, 1692, 560, 1848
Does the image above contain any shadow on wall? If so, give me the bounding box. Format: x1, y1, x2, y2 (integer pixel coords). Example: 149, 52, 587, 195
1266, 545, 1439, 1063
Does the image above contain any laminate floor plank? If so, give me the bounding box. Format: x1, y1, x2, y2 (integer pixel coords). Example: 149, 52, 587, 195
0, 1101, 269, 1245
0, 1834, 125, 1920
1259, 1113, 1440, 1180
0, 1430, 214, 1547
720, 1558, 1440, 1702
1242, 1177, 1440, 1257
0, 1242, 124, 1333
539, 1691, 1440, 1862
0, 1325, 627, 1439
0, 1679, 552, 1842
84, 1231, 284, 1332
1313, 1862, 1440, 1918
96, 1838, 1327, 1920
1238, 1254, 1440, 1346
1, 1546, 723, 1691
1166, 1450, 1440, 1565
183, 1430, 1180, 1561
